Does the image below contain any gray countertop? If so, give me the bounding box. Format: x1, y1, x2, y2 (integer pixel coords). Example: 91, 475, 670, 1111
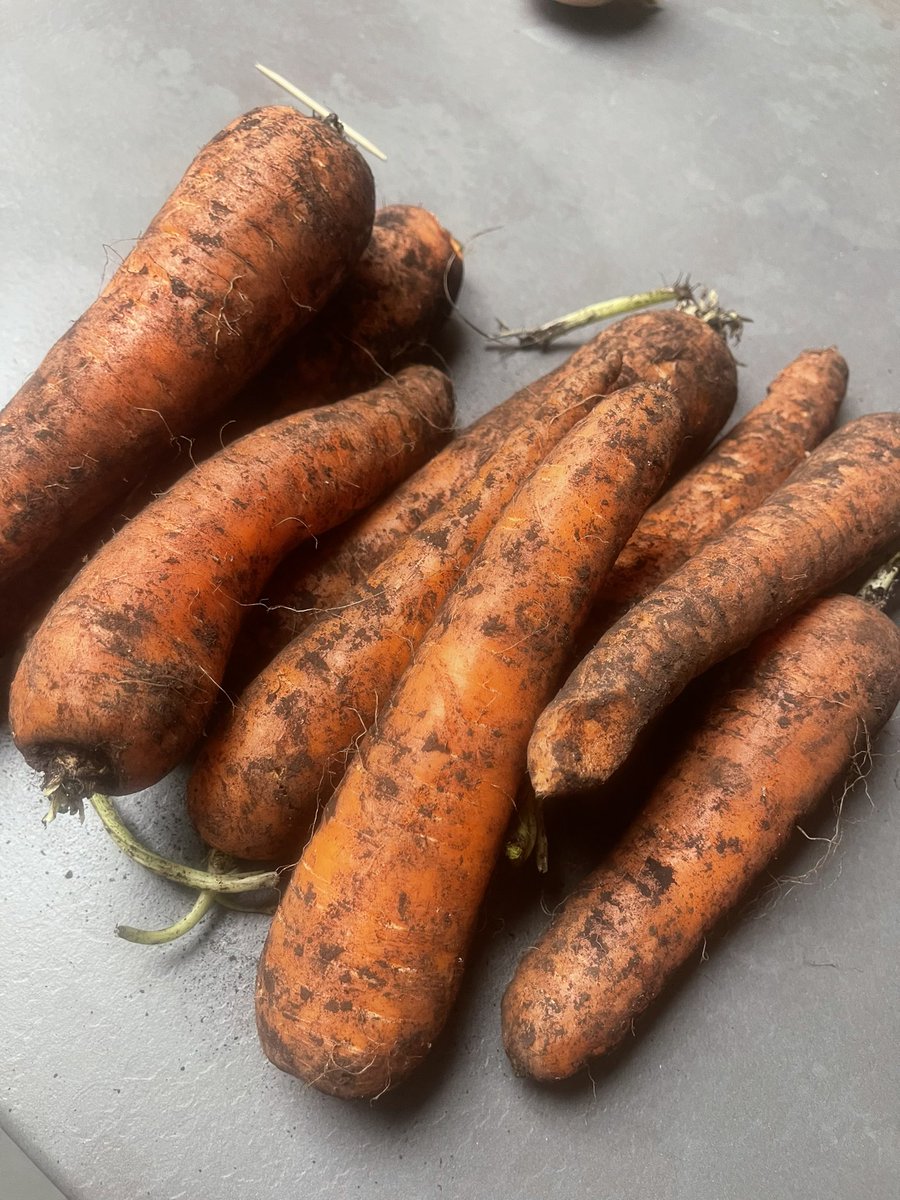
1, 2, 898, 1198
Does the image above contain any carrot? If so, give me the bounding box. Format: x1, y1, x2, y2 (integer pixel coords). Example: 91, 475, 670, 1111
252, 203, 463, 417
0, 204, 458, 663
503, 588, 900, 1080
188, 355, 623, 862
0, 106, 374, 587
506, 347, 846, 867
8, 366, 452, 810
255, 380, 688, 1099
590, 346, 847, 627
528, 412, 900, 799
134, 202, 463, 479
236, 308, 737, 675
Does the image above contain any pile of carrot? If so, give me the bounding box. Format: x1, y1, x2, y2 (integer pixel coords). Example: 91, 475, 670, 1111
4, 97, 899, 1104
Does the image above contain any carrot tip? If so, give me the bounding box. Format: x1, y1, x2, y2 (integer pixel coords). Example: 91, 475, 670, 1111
38, 747, 111, 821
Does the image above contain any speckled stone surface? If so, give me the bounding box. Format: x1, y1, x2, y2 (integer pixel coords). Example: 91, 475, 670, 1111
1, 2, 898, 1198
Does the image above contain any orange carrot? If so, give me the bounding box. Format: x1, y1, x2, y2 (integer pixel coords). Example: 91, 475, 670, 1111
590, 346, 847, 627
507, 347, 847, 867
188, 355, 623, 862
528, 412, 900, 799
0, 203, 459, 662
254, 203, 463, 417
504, 590, 900, 1080
9, 367, 452, 810
255, 380, 687, 1099
236, 309, 737, 675
0, 106, 374, 587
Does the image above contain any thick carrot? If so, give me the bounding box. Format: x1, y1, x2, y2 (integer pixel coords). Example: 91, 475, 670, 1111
503, 592, 900, 1080
0, 204, 459, 663
237, 309, 737, 673
590, 346, 847, 627
9, 366, 452, 808
135, 202, 463, 479
528, 412, 900, 799
255, 380, 688, 1099
0, 106, 374, 587
188, 356, 623, 862
254, 203, 463, 417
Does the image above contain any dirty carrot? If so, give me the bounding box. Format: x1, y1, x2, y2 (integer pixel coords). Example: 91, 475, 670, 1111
257, 203, 463, 417
255, 380, 687, 1099
503, 587, 900, 1080
236, 308, 737, 675
9, 366, 453, 809
589, 346, 847, 627
508, 347, 849, 868
0, 106, 374, 587
528, 411, 900, 799
188, 356, 623, 862
0, 204, 459, 662
143, 202, 464, 473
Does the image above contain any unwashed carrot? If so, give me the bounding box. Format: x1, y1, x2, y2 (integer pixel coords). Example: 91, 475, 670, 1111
503, 589, 900, 1080
589, 346, 847, 628
255, 380, 687, 1099
254, 203, 463, 416
9, 367, 452, 810
528, 412, 900, 799
188, 355, 623, 862
0, 106, 374, 587
0, 204, 460, 663
507, 346, 847, 867
235, 309, 737, 675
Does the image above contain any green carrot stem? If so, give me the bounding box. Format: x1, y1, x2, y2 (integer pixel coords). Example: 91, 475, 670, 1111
89, 794, 280, 893
490, 279, 748, 350
116, 890, 216, 945
490, 287, 678, 350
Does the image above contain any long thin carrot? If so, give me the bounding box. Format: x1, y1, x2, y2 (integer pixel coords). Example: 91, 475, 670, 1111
0, 106, 374, 587
255, 380, 688, 1099
235, 309, 737, 676
528, 412, 900, 799
503, 587, 900, 1080
8, 366, 452, 809
590, 346, 847, 628
507, 346, 847, 867
188, 355, 623, 862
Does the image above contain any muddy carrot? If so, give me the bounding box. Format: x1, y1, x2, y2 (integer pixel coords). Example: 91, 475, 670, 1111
8, 367, 452, 810
0, 204, 459, 662
504, 587, 900, 1080
254, 380, 688, 1099
507, 348, 847, 867
236, 308, 737, 675
528, 412, 900, 799
188, 356, 623, 862
255, 203, 463, 416
590, 346, 847, 627
0, 106, 374, 587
